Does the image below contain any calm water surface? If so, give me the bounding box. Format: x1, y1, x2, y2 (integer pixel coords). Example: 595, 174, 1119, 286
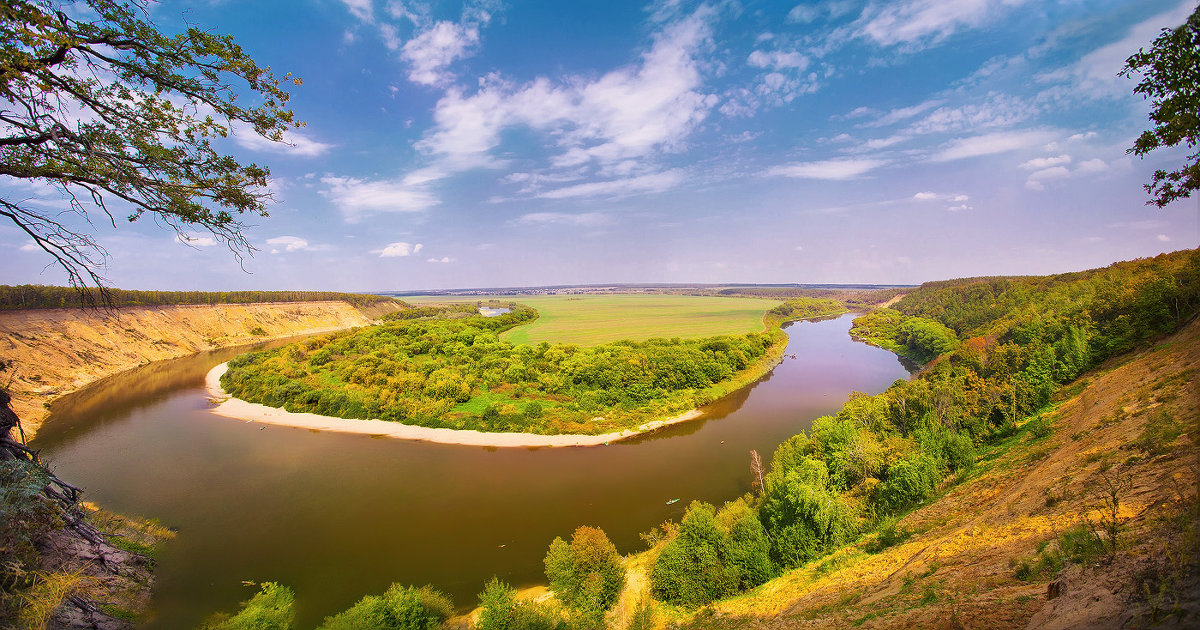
32, 315, 908, 628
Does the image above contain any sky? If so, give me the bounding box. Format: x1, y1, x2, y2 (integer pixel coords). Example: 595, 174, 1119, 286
2, 0, 1198, 291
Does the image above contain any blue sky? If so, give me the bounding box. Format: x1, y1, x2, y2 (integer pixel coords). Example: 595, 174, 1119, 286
2, 0, 1198, 291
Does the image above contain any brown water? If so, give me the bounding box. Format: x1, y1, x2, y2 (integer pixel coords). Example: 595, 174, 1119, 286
32, 315, 909, 628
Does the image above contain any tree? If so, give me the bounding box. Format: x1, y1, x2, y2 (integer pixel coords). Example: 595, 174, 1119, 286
1, 0, 301, 300
543, 526, 625, 627
1121, 5, 1200, 208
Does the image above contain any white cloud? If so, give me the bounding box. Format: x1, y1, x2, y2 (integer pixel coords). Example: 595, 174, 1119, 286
379, 241, 424, 257
536, 170, 685, 200
340, 0, 374, 23
946, 204, 972, 212
747, 49, 809, 70
1157, 234, 1171, 242
320, 173, 441, 220
928, 130, 1055, 162
856, 0, 1031, 50
232, 126, 333, 157
265, 236, 325, 254
767, 158, 887, 180
1068, 2, 1195, 98
864, 98, 944, 127
1020, 154, 1071, 170
793, 244, 804, 251
174, 234, 218, 247
418, 7, 717, 172
913, 191, 938, 200
19, 241, 38, 252
517, 212, 612, 227
402, 21, 480, 86
427, 256, 455, 263
1076, 158, 1109, 174
906, 93, 1031, 135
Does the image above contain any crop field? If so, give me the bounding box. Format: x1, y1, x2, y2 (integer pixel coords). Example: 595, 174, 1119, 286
402, 294, 782, 345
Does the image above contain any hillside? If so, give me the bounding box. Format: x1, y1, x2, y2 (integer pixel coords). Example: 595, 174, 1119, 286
665, 315, 1199, 629
0, 300, 402, 438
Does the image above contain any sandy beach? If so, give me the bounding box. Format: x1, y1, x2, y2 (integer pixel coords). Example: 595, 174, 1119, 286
205, 363, 704, 447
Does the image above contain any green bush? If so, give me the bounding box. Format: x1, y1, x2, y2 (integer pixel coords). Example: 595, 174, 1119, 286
0, 459, 55, 592
759, 463, 857, 569
316, 584, 451, 630
651, 500, 776, 607
200, 582, 295, 630
475, 578, 566, 630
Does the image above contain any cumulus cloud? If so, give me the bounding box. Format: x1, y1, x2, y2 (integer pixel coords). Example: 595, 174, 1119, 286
402, 21, 480, 86
1157, 234, 1171, 242
767, 158, 887, 180
913, 191, 938, 200
379, 241, 424, 257
418, 7, 717, 173
427, 256, 455, 263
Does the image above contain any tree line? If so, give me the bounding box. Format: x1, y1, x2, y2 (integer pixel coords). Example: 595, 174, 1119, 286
0, 285, 400, 311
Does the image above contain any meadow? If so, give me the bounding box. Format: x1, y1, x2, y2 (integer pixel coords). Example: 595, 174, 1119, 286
403, 294, 782, 345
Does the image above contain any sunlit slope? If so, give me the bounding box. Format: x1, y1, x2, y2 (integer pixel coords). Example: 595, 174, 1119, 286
410, 294, 781, 345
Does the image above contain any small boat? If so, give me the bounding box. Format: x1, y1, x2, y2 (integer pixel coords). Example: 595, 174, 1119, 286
665, 498, 680, 505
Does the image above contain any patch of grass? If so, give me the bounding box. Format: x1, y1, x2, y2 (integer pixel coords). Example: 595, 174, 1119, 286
865, 516, 915, 554
1014, 523, 1105, 582
919, 585, 939, 606
1132, 409, 1185, 457
1023, 415, 1053, 440
17, 570, 93, 630
411, 294, 781, 346
98, 603, 139, 622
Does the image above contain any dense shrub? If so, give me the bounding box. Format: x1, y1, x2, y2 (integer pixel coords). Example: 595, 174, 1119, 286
200, 582, 296, 630
316, 584, 452, 630
758, 456, 858, 569
650, 500, 775, 607
476, 578, 566, 630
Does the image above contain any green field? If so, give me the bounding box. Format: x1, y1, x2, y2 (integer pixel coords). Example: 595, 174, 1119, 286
402, 294, 782, 345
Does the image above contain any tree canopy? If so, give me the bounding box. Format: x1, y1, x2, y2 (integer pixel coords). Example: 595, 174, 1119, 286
1121, 4, 1200, 208
0, 0, 300, 297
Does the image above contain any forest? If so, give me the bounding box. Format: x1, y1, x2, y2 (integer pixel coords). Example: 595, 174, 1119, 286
0, 285, 399, 311
220, 299, 846, 435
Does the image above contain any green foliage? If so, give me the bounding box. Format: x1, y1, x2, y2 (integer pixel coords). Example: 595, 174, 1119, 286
650, 500, 775, 607
849, 309, 958, 363
1014, 524, 1105, 582
873, 452, 942, 513
222, 304, 776, 435
766, 298, 848, 324
864, 516, 914, 554
475, 578, 567, 630
543, 526, 624, 626
1120, 5, 1200, 207
758, 454, 857, 569
201, 582, 295, 630
316, 584, 452, 630
0, 459, 54, 594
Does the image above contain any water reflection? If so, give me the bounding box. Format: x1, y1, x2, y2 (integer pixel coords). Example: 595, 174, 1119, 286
33, 315, 908, 629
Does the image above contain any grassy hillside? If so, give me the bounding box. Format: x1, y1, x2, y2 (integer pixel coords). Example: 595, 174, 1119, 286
407, 295, 783, 346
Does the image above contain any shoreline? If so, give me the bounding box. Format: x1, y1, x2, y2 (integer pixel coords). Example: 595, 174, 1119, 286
205, 363, 705, 448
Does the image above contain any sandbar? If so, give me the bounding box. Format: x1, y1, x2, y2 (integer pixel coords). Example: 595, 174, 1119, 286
205, 363, 704, 448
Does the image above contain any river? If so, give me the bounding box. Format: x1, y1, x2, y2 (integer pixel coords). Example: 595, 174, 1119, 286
32, 314, 909, 628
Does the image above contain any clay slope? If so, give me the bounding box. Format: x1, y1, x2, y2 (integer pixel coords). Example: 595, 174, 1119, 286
0, 301, 395, 437
684, 318, 1200, 630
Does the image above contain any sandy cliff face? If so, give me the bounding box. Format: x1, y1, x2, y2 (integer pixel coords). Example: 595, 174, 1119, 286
0, 301, 390, 438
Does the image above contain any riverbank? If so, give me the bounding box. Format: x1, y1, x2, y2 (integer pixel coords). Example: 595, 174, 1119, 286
0, 301, 399, 438
206, 363, 705, 447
